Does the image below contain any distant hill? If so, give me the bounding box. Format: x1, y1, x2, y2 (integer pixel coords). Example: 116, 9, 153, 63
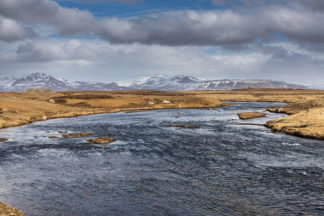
0, 73, 128, 92
0, 72, 307, 92
127, 75, 307, 91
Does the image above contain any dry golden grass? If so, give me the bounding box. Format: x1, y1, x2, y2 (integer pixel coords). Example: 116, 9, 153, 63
238, 112, 266, 120
0, 202, 23, 216
0, 90, 224, 129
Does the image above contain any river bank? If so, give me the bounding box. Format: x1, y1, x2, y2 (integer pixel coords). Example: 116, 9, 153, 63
0, 89, 225, 130
1, 89, 324, 140
0, 202, 23, 216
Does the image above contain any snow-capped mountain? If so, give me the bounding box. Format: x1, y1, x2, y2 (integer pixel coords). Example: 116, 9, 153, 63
0, 73, 307, 92
0, 73, 127, 92
8, 72, 70, 91
128, 75, 307, 90
129, 75, 200, 90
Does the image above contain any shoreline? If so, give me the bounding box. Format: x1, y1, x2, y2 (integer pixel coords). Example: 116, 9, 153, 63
0, 202, 23, 216
2, 89, 324, 140
0, 104, 230, 130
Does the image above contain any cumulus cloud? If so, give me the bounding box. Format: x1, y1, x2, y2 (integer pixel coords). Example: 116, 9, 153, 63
0, 18, 35, 42
1, 0, 324, 46
0, 0, 96, 35
96, 6, 324, 46
83, 0, 140, 3
212, 0, 288, 7
97, 10, 265, 46
0, 38, 323, 84
267, 6, 324, 43
1, 0, 324, 85
299, 0, 324, 11
16, 40, 98, 62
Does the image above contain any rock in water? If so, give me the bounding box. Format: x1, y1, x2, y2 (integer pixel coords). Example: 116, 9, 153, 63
87, 137, 116, 144
238, 112, 266, 120
63, 132, 94, 138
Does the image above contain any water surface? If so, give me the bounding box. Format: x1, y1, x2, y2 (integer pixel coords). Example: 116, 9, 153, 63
0, 102, 323, 215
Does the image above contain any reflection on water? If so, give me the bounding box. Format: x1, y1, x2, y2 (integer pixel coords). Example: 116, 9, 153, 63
0, 102, 323, 216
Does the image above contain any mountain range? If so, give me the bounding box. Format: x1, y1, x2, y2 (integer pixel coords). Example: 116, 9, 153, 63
0, 72, 307, 92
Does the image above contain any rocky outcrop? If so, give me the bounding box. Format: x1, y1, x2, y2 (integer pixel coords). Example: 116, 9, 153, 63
238, 112, 266, 120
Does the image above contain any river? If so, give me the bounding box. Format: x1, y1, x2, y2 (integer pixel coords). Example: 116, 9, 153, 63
0, 102, 323, 215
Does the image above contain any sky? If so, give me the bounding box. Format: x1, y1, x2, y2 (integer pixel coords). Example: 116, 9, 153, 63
0, 0, 324, 85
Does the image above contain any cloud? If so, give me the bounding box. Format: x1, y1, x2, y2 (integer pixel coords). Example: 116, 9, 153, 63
267, 6, 324, 43
212, 0, 288, 7
15, 39, 98, 62
97, 10, 265, 46
96, 6, 324, 46
83, 0, 140, 3
0, 38, 323, 85
1, 0, 324, 47
299, 0, 324, 11
0, 18, 35, 42
0, 0, 96, 35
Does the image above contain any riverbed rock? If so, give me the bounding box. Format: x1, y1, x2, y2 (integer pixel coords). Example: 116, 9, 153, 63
87, 137, 116, 144
41, 115, 47, 120
168, 124, 200, 129
63, 132, 94, 138
49, 136, 60, 139
58, 130, 68, 134
0, 138, 8, 142
238, 112, 266, 120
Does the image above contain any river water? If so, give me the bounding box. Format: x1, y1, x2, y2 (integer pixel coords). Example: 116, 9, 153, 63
0, 102, 323, 216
